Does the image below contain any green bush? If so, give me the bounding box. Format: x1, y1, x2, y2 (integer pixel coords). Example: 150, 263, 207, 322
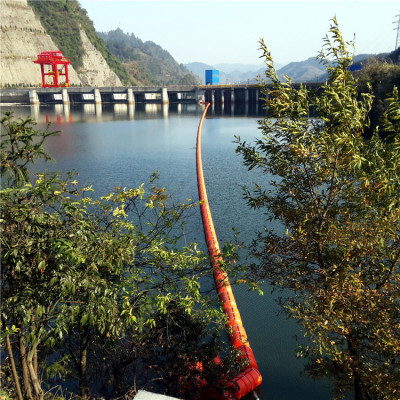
355, 59, 400, 135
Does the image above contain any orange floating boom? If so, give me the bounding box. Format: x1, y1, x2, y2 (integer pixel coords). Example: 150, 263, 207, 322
196, 102, 262, 399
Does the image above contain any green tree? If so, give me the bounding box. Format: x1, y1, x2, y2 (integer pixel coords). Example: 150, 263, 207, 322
355, 59, 400, 136
236, 18, 400, 400
0, 112, 57, 187
98, 29, 200, 86
1, 112, 242, 400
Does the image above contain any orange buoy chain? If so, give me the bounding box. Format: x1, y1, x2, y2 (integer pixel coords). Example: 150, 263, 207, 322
196, 102, 262, 399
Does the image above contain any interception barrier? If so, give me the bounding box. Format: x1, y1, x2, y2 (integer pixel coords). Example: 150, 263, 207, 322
196, 102, 262, 399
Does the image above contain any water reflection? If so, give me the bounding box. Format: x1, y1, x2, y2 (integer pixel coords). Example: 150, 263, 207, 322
0, 103, 332, 399
1, 101, 266, 125
30, 104, 39, 120
113, 103, 128, 116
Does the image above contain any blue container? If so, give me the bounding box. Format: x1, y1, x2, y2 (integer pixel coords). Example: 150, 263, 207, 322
205, 69, 219, 85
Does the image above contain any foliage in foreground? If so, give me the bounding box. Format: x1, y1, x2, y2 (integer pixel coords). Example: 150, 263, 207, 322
355, 58, 400, 136
236, 17, 400, 400
0, 111, 244, 400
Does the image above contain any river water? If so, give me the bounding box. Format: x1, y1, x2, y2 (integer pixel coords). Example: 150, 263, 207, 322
2, 102, 332, 399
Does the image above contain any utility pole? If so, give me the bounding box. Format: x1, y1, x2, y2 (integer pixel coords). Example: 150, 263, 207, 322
393, 12, 400, 50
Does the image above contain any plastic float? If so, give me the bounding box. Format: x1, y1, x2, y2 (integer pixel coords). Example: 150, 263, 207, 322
196, 102, 262, 399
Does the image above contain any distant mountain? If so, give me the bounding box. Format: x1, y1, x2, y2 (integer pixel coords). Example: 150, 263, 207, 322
387, 48, 399, 63
310, 53, 387, 82
186, 54, 383, 86
185, 62, 262, 84
99, 28, 200, 86
185, 62, 216, 83
276, 57, 325, 82
186, 58, 329, 84
351, 52, 390, 69
261, 54, 376, 83
214, 63, 264, 74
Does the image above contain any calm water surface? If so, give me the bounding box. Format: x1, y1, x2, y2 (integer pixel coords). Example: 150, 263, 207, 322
3, 103, 332, 399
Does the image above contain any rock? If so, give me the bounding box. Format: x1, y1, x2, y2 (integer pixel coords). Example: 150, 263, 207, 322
77, 27, 122, 87
0, 0, 121, 87
0, 0, 82, 86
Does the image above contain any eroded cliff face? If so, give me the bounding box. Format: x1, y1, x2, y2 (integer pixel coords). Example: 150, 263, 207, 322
78, 28, 121, 87
0, 0, 82, 86
0, 0, 121, 87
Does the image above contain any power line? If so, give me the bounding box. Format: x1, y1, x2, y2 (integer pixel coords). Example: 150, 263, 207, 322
393, 12, 400, 50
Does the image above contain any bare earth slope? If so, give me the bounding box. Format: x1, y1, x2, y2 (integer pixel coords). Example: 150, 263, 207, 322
0, 0, 82, 86
0, 0, 121, 87
78, 27, 121, 87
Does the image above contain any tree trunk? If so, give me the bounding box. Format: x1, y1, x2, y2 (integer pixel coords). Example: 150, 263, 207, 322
33, 346, 38, 376
27, 344, 44, 400
353, 369, 363, 400
31, 314, 39, 376
4, 328, 24, 400
79, 333, 90, 400
347, 338, 365, 400
19, 328, 33, 399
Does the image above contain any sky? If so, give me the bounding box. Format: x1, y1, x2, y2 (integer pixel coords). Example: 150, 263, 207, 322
79, 0, 400, 67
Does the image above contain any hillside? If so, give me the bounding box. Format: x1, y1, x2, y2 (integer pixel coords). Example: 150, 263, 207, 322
0, 0, 83, 87
185, 59, 329, 84
1, 0, 199, 88
28, 0, 127, 86
185, 62, 261, 84
0, 0, 124, 87
275, 56, 325, 82
185, 55, 382, 85
275, 55, 372, 83
99, 29, 199, 86
186, 62, 225, 84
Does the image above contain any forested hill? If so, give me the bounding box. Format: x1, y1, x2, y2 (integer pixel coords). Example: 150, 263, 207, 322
27, 1, 198, 86
28, 0, 131, 85
98, 29, 200, 86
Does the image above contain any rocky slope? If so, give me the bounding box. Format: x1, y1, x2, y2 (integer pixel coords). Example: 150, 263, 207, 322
78, 27, 121, 87
0, 0, 80, 86
0, 0, 121, 87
